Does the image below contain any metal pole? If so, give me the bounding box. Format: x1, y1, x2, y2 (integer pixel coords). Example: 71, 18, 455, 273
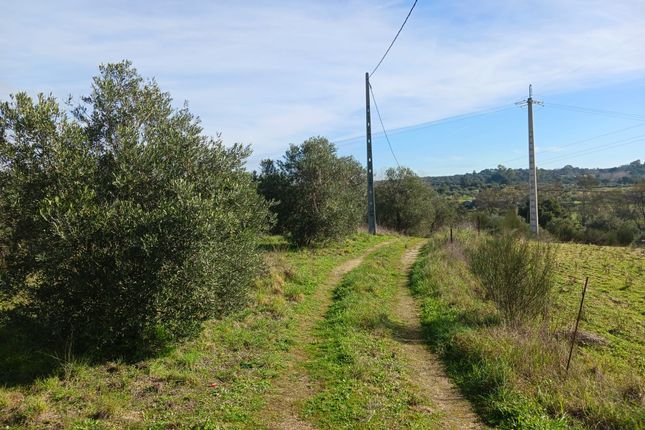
527, 85, 539, 236
566, 276, 589, 375
365, 72, 376, 235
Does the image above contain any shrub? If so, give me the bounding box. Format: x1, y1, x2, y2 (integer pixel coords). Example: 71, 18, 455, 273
469, 234, 556, 325
0, 61, 270, 356
499, 209, 530, 234
546, 217, 582, 242
615, 222, 637, 246
375, 167, 448, 235
257, 137, 364, 246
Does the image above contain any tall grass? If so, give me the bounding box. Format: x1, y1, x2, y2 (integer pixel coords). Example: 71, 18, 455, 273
469, 233, 556, 325
409, 231, 644, 429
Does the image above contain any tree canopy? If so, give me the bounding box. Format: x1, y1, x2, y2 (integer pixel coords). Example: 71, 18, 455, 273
257, 137, 365, 246
0, 61, 270, 356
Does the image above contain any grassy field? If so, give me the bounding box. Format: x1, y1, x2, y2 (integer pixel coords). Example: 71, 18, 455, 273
0, 233, 391, 429
409, 230, 644, 429
302, 238, 441, 429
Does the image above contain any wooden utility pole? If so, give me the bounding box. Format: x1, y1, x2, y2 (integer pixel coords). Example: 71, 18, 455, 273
518, 85, 542, 236
365, 72, 377, 235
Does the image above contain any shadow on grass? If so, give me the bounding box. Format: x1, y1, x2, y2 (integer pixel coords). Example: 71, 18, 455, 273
257, 235, 295, 253
0, 313, 61, 387
0, 310, 175, 387
257, 241, 294, 252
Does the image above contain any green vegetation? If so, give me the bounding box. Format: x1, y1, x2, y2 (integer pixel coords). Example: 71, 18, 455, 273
375, 166, 454, 236
0, 61, 270, 356
409, 229, 644, 429
426, 161, 645, 192
1, 59, 642, 430
0, 233, 390, 428
427, 163, 645, 246
470, 233, 556, 324
256, 137, 365, 246
304, 238, 440, 429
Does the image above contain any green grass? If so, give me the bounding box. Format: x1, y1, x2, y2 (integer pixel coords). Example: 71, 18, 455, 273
303, 238, 441, 429
408, 230, 644, 429
0, 233, 391, 429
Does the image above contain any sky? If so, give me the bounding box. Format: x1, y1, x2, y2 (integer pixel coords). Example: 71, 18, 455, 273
1, 0, 645, 177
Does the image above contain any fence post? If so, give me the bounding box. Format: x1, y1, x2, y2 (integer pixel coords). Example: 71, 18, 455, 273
566, 276, 589, 375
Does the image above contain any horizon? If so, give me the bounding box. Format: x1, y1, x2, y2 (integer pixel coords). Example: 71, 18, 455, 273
420, 159, 643, 179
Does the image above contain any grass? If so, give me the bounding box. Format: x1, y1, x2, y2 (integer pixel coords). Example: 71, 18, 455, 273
409, 229, 644, 429
303, 238, 441, 429
0, 233, 391, 429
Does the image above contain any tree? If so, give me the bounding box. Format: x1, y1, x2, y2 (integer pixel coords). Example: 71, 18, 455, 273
258, 137, 364, 246
519, 196, 565, 228
0, 61, 270, 356
375, 167, 441, 236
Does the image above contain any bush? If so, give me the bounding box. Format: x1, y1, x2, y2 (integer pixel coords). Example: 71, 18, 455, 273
375, 167, 449, 235
469, 234, 556, 325
499, 209, 530, 234
257, 137, 364, 246
546, 217, 582, 242
0, 61, 270, 356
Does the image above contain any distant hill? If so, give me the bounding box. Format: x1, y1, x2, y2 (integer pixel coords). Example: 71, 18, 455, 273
424, 160, 644, 194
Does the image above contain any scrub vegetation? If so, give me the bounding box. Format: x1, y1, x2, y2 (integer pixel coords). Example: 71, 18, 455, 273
409, 229, 644, 429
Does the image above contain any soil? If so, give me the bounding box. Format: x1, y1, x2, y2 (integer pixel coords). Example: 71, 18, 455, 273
393, 244, 485, 430
259, 241, 392, 430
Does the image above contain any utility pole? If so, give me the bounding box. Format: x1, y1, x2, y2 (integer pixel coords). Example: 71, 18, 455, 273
365, 72, 377, 235
517, 85, 542, 236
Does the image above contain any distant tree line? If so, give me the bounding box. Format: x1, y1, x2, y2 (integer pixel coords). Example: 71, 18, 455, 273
427, 161, 644, 197
463, 176, 644, 245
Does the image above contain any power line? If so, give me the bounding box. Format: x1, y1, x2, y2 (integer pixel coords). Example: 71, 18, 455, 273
332, 103, 515, 145
370, 0, 418, 77
543, 102, 645, 122
369, 83, 401, 168
500, 122, 645, 164
539, 135, 645, 166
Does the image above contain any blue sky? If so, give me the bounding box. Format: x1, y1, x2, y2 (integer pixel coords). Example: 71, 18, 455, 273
2, 0, 644, 176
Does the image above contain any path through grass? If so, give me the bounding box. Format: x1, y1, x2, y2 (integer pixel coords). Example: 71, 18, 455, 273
303, 238, 448, 429
0, 234, 391, 429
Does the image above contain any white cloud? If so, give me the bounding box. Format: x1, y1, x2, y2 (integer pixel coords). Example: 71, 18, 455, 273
1, 0, 644, 168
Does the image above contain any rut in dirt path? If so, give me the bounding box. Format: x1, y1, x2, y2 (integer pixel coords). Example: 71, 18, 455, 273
394, 244, 485, 430
259, 240, 393, 430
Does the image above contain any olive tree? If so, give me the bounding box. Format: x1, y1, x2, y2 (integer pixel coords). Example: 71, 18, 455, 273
375, 167, 445, 236
257, 137, 365, 246
0, 61, 270, 356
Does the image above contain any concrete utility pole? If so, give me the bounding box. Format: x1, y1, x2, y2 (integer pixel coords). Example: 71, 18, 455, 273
516, 85, 542, 235
365, 72, 377, 235
525, 85, 541, 235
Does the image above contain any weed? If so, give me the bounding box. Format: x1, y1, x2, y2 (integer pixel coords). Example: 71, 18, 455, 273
470, 233, 556, 325
409, 230, 644, 429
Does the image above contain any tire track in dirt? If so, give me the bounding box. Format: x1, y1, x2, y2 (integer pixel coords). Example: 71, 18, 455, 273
394, 244, 485, 430
259, 240, 394, 430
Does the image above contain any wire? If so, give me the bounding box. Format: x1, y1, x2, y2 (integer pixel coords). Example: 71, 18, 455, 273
369, 83, 401, 168
332, 103, 515, 145
500, 122, 645, 164
543, 103, 645, 122
538, 135, 645, 166
370, 0, 418, 77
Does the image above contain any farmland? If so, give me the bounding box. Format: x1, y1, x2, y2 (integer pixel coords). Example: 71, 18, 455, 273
409, 230, 644, 429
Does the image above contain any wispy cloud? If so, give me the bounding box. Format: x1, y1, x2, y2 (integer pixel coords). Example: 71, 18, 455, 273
1, 0, 644, 168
